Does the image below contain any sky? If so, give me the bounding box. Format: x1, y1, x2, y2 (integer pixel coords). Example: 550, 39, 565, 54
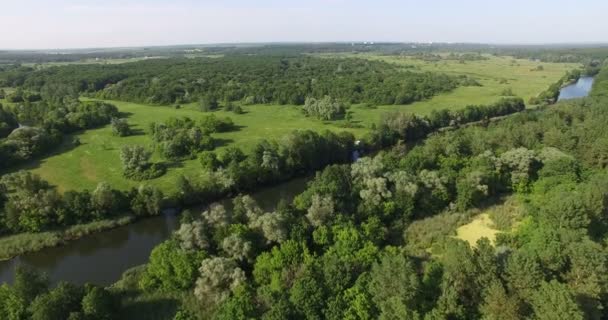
1, 0, 607, 49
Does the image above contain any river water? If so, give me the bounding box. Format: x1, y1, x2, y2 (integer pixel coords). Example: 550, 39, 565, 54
0, 177, 309, 286
558, 76, 595, 101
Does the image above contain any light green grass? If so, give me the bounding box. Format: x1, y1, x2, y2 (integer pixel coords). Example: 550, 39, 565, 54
455, 196, 522, 246
327, 54, 579, 115
455, 213, 500, 246
17, 54, 577, 193
21, 56, 168, 69
22, 99, 366, 192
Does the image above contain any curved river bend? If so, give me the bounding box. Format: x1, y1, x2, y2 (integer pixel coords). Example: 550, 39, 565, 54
558, 76, 595, 101
0, 177, 308, 285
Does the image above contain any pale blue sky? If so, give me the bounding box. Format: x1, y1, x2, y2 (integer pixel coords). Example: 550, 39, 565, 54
2, 0, 607, 49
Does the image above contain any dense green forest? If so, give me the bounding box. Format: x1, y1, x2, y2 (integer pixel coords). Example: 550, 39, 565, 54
1, 59, 606, 319
0, 56, 474, 105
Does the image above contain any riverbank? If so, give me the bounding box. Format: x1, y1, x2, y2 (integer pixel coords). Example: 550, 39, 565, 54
0, 215, 134, 261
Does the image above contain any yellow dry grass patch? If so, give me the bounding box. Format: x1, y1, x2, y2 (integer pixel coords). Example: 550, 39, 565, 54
456, 213, 500, 247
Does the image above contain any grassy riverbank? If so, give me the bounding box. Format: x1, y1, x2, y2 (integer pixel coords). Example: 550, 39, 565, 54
0, 215, 134, 261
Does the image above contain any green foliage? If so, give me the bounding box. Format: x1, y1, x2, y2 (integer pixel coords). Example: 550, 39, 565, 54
12, 56, 461, 106
529, 280, 585, 320
130, 184, 164, 217
110, 117, 131, 137
302, 96, 348, 120
0, 104, 18, 138
120, 145, 166, 180
140, 239, 206, 292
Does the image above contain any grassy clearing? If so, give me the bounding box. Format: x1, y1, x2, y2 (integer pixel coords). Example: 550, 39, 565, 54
16, 55, 576, 193
0, 215, 134, 260
327, 54, 578, 113
455, 213, 500, 246
455, 196, 523, 246
21, 56, 168, 69
20, 99, 366, 192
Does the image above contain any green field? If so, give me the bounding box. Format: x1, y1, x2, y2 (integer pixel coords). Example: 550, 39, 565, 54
20, 100, 367, 193
330, 54, 578, 110
15, 54, 577, 193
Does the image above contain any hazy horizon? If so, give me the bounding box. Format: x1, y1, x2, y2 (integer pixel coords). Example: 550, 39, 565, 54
2, 0, 608, 50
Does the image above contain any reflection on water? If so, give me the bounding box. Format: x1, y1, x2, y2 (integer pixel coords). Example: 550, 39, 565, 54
0, 177, 309, 286
558, 76, 595, 101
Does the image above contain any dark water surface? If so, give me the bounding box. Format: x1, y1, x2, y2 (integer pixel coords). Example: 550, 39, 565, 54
0, 177, 309, 286
558, 76, 595, 101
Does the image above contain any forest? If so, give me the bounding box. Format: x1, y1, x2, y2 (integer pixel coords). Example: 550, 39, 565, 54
0, 56, 473, 106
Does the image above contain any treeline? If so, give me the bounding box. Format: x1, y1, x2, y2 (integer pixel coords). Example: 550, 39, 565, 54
100, 87, 608, 320
0, 266, 119, 320
1, 56, 472, 106
0, 99, 119, 169
368, 97, 525, 149
0, 172, 163, 234
591, 61, 608, 98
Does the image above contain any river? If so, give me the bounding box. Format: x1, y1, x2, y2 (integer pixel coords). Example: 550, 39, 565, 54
558, 76, 595, 101
0, 177, 309, 286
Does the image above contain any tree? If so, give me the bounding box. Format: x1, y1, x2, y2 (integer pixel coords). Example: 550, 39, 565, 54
120, 145, 152, 172
81, 285, 118, 320
5, 127, 56, 160
479, 282, 522, 320
222, 234, 254, 262
289, 266, 326, 320
0, 266, 49, 320
202, 203, 232, 228
248, 211, 288, 244
90, 182, 118, 216
0, 104, 18, 138
140, 239, 206, 292
369, 251, 420, 319
200, 95, 219, 112
1, 171, 62, 232
200, 151, 220, 171
175, 220, 210, 251
194, 257, 246, 305
306, 194, 335, 228
529, 280, 584, 320
499, 148, 540, 192
110, 117, 131, 137
130, 185, 163, 216
302, 96, 348, 121
28, 282, 84, 320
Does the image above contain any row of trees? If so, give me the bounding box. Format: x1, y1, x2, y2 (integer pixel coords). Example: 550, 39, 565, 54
3, 56, 471, 106
0, 266, 118, 320
0, 171, 163, 234
368, 97, 526, 148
